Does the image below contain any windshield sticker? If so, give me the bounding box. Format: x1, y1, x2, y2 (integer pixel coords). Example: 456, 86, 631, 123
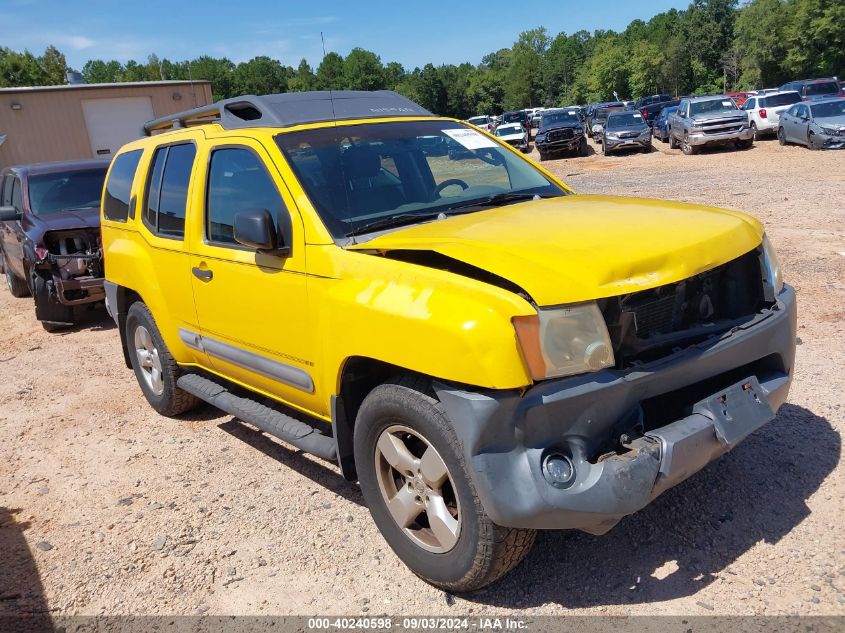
722, 100, 733, 107
568, 111, 576, 115
633, 113, 643, 118
443, 128, 498, 150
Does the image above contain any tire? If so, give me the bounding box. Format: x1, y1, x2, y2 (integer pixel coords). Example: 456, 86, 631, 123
125, 302, 200, 417
538, 151, 548, 162
681, 133, 698, 155
354, 377, 536, 592
33, 273, 74, 330
750, 122, 757, 141
578, 137, 589, 157
735, 138, 753, 150
4, 255, 30, 298
778, 127, 787, 146
668, 130, 678, 149
808, 132, 819, 151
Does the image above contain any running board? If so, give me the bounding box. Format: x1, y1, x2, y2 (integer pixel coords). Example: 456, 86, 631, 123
176, 374, 337, 461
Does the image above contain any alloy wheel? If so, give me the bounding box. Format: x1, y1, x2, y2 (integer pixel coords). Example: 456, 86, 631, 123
374, 424, 461, 553
134, 325, 164, 396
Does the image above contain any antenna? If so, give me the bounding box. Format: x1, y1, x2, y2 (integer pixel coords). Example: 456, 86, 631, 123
320, 31, 337, 120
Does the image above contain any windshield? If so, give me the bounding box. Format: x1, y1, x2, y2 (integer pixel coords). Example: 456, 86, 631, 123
811, 100, 845, 118
806, 81, 840, 96
276, 120, 566, 239
763, 92, 801, 108
660, 107, 678, 117
27, 168, 107, 215
502, 112, 525, 123
495, 125, 523, 137
690, 99, 738, 116
467, 117, 488, 125
607, 112, 646, 129
541, 112, 579, 127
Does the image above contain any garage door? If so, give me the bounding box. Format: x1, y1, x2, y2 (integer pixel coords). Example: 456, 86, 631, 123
81, 97, 155, 158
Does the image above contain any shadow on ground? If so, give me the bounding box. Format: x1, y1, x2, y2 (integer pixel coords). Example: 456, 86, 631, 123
466, 403, 839, 608
218, 419, 365, 507
0, 507, 54, 632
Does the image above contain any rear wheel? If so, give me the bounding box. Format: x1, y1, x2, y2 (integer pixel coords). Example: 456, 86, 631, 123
750, 122, 758, 141
125, 302, 199, 417
354, 378, 536, 592
778, 127, 787, 146
4, 256, 30, 298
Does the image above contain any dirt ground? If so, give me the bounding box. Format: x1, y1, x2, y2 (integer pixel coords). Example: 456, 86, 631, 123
1, 135, 844, 618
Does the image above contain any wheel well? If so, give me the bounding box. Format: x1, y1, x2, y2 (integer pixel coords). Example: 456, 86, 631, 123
334, 356, 417, 481
114, 286, 144, 368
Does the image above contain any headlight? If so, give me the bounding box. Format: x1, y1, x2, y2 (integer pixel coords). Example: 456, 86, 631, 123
821, 127, 838, 135
513, 303, 615, 380
605, 132, 619, 140
761, 234, 784, 297
639, 128, 651, 137
535, 134, 546, 142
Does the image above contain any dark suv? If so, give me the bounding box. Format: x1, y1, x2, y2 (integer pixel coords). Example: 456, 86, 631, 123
0, 160, 109, 330
779, 78, 843, 101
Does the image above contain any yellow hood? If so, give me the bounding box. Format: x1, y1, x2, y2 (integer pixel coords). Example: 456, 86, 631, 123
349, 195, 763, 306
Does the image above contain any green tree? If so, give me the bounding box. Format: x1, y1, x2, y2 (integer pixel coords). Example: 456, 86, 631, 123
343, 48, 385, 90
288, 59, 316, 92
383, 61, 405, 90
316, 51, 345, 90
189, 56, 236, 100
584, 36, 630, 101
81, 59, 123, 83
39, 46, 68, 84
505, 27, 549, 108
784, 0, 845, 78
628, 40, 665, 97
734, 0, 792, 88
233, 56, 290, 95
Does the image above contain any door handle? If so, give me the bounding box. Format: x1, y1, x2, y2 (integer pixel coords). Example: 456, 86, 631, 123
192, 266, 213, 282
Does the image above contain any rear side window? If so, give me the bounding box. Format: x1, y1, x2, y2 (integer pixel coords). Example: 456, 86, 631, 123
765, 93, 801, 108
206, 147, 286, 245
144, 143, 196, 239
104, 150, 142, 221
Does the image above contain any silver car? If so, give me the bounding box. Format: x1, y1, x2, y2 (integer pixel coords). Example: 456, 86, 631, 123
778, 98, 845, 150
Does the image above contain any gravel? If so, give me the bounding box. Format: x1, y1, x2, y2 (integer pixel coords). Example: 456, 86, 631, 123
0, 135, 843, 616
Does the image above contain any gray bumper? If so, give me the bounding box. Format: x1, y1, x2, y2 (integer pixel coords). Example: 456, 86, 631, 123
435, 285, 797, 535
605, 137, 650, 152
688, 127, 753, 145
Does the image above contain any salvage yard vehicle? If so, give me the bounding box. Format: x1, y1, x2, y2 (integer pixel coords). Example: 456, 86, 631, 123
652, 105, 679, 143
0, 160, 109, 330
601, 111, 652, 155
779, 77, 843, 101
494, 122, 530, 152
101, 90, 796, 593
778, 98, 845, 150
668, 96, 754, 154
741, 91, 802, 139
534, 109, 588, 160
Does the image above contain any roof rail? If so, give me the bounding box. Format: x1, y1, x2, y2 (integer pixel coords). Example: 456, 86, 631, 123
143, 90, 434, 136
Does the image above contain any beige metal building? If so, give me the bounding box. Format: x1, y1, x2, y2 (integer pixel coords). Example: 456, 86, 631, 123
0, 80, 213, 168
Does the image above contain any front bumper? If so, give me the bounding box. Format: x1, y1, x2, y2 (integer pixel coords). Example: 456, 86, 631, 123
817, 132, 845, 149
536, 136, 583, 153
688, 126, 754, 146
54, 276, 105, 305
605, 136, 651, 152
436, 285, 797, 534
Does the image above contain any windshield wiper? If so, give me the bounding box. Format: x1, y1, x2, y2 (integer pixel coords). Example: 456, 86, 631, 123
346, 212, 443, 237
443, 192, 553, 213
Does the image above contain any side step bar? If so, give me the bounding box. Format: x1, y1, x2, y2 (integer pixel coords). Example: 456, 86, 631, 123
177, 374, 337, 461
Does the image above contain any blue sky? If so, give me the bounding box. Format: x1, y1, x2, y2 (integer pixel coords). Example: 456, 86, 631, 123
2, 0, 690, 71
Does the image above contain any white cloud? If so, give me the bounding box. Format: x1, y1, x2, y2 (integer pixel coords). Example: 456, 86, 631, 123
56, 35, 95, 50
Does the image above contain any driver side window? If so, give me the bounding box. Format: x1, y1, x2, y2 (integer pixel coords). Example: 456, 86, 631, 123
10, 178, 22, 212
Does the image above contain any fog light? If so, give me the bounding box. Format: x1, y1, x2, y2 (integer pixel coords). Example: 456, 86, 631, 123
543, 453, 575, 488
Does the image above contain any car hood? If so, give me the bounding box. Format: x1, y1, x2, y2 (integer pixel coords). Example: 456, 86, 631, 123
349, 195, 763, 306
539, 123, 581, 133
690, 109, 745, 123
30, 206, 100, 232
816, 114, 845, 128
607, 125, 649, 134
497, 132, 525, 141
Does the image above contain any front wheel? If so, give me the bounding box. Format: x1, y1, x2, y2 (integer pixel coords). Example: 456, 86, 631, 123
681, 133, 698, 155
578, 137, 589, 156
125, 302, 199, 416
808, 132, 820, 150
354, 379, 536, 592
778, 127, 788, 146
668, 130, 678, 149
735, 138, 753, 150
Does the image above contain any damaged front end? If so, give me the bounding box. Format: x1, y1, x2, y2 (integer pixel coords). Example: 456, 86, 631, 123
33, 228, 105, 307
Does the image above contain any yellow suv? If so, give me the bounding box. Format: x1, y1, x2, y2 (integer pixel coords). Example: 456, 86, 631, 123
101, 91, 796, 592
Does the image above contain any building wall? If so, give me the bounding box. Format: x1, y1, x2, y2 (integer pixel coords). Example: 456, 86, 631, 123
0, 82, 213, 168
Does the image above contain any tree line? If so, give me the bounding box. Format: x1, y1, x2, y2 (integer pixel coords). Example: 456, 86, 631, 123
1, 0, 842, 119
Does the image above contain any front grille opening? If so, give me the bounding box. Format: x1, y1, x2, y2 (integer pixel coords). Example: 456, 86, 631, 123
640, 353, 785, 430
602, 248, 770, 368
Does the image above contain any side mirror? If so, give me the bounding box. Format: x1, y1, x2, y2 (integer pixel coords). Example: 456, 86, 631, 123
0, 206, 21, 222
233, 208, 290, 256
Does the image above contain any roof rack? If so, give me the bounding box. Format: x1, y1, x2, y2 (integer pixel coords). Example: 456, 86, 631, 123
143, 90, 434, 136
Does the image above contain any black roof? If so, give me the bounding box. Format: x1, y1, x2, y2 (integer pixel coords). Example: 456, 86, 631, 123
144, 90, 434, 135
3, 159, 110, 177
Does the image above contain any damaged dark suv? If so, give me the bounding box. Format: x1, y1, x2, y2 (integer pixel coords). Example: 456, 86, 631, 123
0, 160, 109, 330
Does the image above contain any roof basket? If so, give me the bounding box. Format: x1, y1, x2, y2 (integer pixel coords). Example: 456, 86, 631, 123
143, 90, 434, 136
